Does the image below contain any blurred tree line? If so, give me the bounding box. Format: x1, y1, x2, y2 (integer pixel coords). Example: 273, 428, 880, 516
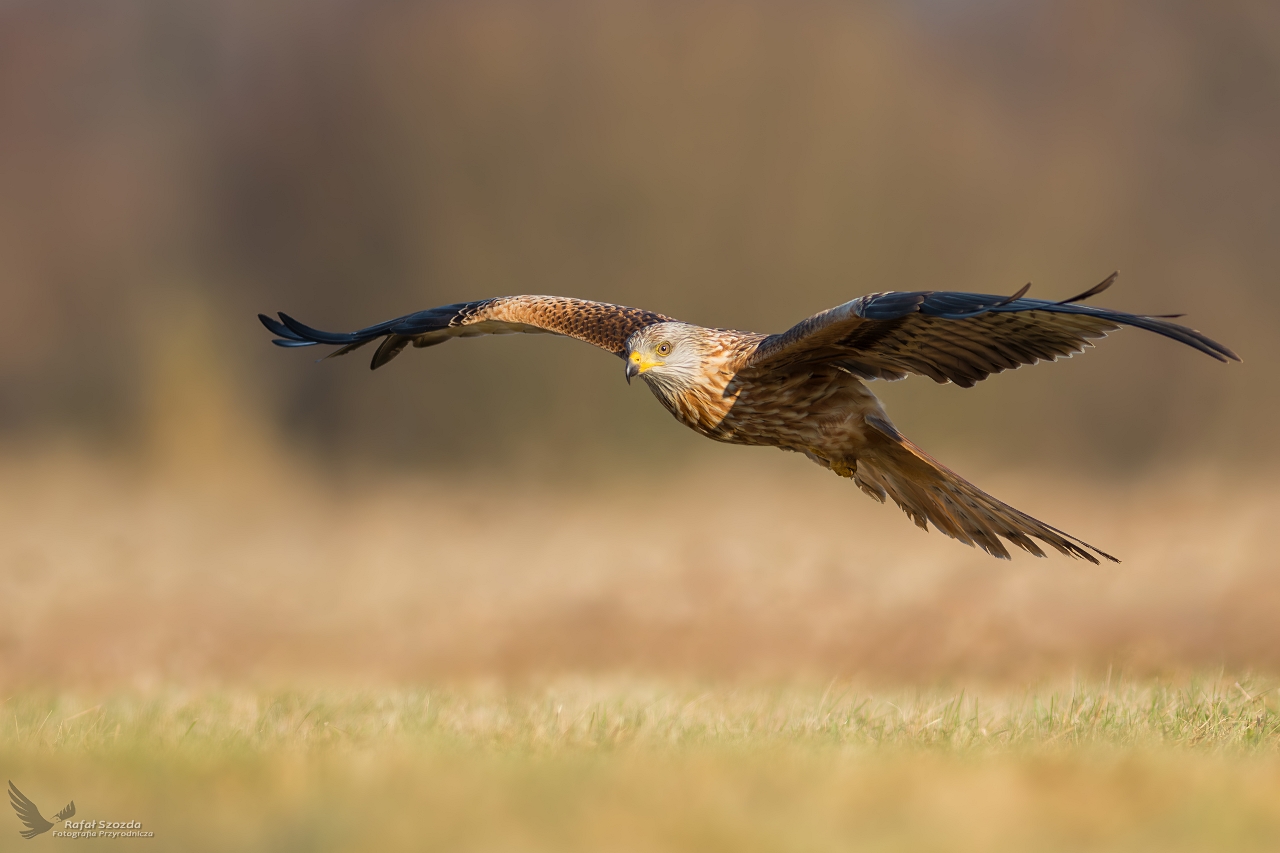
0, 0, 1275, 475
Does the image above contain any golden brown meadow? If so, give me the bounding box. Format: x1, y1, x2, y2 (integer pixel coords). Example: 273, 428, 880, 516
2, 449, 1276, 687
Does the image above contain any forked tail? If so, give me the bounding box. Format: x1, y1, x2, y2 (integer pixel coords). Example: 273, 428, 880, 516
853, 417, 1117, 564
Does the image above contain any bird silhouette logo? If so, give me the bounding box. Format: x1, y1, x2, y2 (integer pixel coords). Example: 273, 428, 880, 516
8, 782, 75, 840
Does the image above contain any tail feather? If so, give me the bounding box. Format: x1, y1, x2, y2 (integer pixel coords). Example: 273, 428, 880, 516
852, 421, 1116, 564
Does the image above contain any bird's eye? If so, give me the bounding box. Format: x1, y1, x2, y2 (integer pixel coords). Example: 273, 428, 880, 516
656, 342, 672, 356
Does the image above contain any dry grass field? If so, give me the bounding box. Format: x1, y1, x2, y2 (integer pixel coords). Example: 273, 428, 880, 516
3, 679, 1279, 852
2, 450, 1279, 850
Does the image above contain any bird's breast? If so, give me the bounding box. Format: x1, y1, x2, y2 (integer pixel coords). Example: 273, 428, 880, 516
657, 367, 879, 449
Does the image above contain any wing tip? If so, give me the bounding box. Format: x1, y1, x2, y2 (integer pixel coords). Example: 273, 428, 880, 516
1056, 271, 1118, 306
1216, 342, 1244, 363
260, 312, 303, 342
260, 310, 406, 362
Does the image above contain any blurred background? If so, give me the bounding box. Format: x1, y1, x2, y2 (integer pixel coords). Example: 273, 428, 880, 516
0, 0, 1277, 687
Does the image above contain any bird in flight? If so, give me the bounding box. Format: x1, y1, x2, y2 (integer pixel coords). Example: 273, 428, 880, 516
261, 273, 1238, 563
8, 781, 74, 839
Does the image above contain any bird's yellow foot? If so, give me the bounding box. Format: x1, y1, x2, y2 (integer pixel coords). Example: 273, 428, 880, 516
831, 461, 856, 478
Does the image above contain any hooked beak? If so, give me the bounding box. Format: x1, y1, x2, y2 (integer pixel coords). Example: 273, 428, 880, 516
625, 350, 661, 384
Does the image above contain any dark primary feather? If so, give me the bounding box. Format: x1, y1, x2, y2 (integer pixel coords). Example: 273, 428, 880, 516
259, 301, 488, 368
748, 273, 1241, 386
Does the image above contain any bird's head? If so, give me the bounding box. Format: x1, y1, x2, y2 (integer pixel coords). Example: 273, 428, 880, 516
624, 323, 707, 391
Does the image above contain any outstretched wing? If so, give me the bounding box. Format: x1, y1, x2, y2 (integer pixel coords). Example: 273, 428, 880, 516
8, 781, 53, 839
260, 295, 673, 370
746, 274, 1240, 386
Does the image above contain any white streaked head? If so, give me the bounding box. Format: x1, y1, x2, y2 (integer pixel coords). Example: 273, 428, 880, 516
623, 322, 711, 391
